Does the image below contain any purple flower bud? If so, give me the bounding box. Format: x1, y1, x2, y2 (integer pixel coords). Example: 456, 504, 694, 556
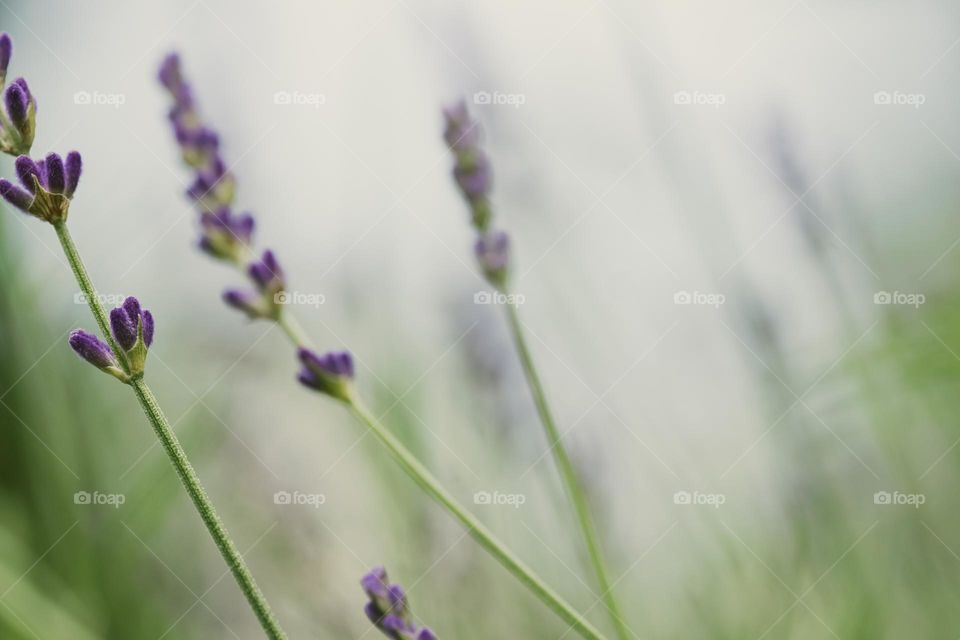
0, 177, 32, 212
0, 34, 11, 83
223, 287, 264, 319
2, 152, 79, 223
453, 155, 491, 201
443, 101, 494, 234
186, 156, 234, 208
15, 155, 40, 193
474, 230, 510, 285
297, 348, 354, 401
361, 567, 436, 640
442, 100, 481, 151
110, 296, 153, 351
110, 307, 136, 351
44, 153, 65, 194
248, 249, 284, 292
64, 151, 82, 198
158, 53, 182, 93
68, 329, 116, 370
4, 81, 27, 127
199, 207, 254, 261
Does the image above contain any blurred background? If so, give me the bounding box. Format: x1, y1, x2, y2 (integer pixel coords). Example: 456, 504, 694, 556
0, 0, 958, 638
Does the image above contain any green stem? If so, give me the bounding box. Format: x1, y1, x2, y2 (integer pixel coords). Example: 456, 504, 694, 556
278, 312, 313, 348
348, 398, 606, 640
503, 302, 632, 640
53, 221, 288, 640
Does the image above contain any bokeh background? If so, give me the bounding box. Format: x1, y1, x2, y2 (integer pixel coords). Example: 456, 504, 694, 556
0, 1, 958, 638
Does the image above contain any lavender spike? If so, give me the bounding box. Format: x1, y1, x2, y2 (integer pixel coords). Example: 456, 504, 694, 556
361, 567, 437, 640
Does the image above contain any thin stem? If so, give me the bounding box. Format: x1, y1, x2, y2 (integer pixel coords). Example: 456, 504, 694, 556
503, 302, 632, 640
131, 379, 287, 639
277, 312, 312, 348
348, 398, 606, 640
52, 221, 288, 640
54, 222, 127, 369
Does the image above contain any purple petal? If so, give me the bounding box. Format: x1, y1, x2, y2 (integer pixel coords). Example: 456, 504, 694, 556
64, 151, 82, 198
68, 329, 115, 369
14, 155, 40, 193
417, 629, 437, 640
0, 178, 32, 212
44, 153, 65, 194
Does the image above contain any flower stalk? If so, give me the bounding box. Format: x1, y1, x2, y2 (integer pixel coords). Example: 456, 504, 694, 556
444, 101, 633, 640
52, 220, 289, 640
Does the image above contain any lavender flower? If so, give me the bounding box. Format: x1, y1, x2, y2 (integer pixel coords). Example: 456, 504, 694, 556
0, 151, 82, 223
199, 207, 254, 262
0, 34, 35, 157
474, 230, 510, 287
159, 54, 282, 321
223, 250, 286, 320
297, 348, 354, 401
443, 100, 492, 228
361, 567, 437, 640
68, 329, 128, 382
107, 296, 154, 376
443, 101, 510, 288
